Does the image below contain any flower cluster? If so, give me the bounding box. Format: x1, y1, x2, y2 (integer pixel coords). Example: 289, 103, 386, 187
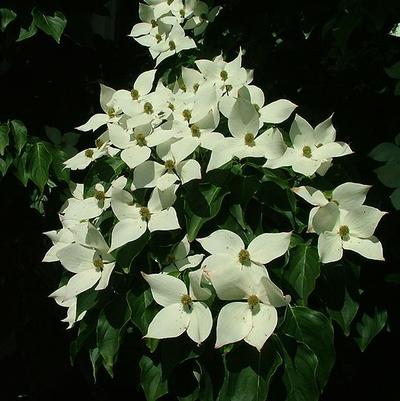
44, 0, 386, 352
129, 0, 221, 65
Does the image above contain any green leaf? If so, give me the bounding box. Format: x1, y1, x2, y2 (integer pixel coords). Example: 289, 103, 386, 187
115, 231, 150, 273
374, 160, 400, 188
385, 61, 400, 79
280, 336, 320, 401
14, 144, 31, 185
369, 142, 400, 162
0, 153, 13, 176
355, 308, 387, 352
139, 355, 168, 401
281, 307, 335, 390
96, 304, 123, 377
76, 289, 101, 318
320, 263, 360, 336
0, 122, 10, 156
31, 8, 67, 44
283, 243, 320, 304
0, 8, 17, 31
395, 81, 400, 96
390, 187, 400, 210
27, 141, 53, 192
127, 285, 158, 335
50, 149, 70, 182
217, 343, 282, 401
184, 183, 229, 241
10, 120, 28, 155
17, 20, 38, 42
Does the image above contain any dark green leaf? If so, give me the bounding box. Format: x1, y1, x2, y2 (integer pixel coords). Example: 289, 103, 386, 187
283, 243, 320, 304
17, 20, 38, 42
280, 336, 320, 401
27, 141, 53, 192
369, 142, 400, 162
10, 120, 28, 155
184, 184, 229, 241
0, 8, 16, 31
320, 263, 360, 336
32, 8, 67, 44
217, 342, 282, 401
115, 231, 150, 273
139, 355, 168, 401
0, 122, 10, 156
374, 160, 400, 188
50, 149, 70, 182
355, 308, 387, 352
281, 306, 335, 390
0, 154, 13, 176
390, 187, 400, 209
14, 144, 31, 186
76, 289, 101, 317
385, 61, 400, 79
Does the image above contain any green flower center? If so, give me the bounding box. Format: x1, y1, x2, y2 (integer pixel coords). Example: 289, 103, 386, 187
225, 84, 233, 92
220, 70, 228, 81
244, 133, 256, 147
95, 139, 104, 148
191, 124, 201, 137
193, 83, 199, 93
93, 258, 104, 272
131, 89, 139, 100
179, 9, 185, 17
168, 102, 175, 111
151, 19, 157, 28
107, 107, 116, 118
247, 294, 260, 310
164, 159, 175, 171
181, 294, 193, 310
238, 249, 251, 265
302, 145, 312, 158
156, 34, 162, 43
95, 191, 106, 201
140, 207, 151, 222
135, 133, 147, 147
179, 83, 187, 92
182, 109, 192, 121
85, 149, 94, 158
143, 102, 154, 114
169, 40, 176, 51
339, 225, 350, 238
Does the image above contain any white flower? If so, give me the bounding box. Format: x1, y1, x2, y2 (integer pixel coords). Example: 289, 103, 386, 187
49, 286, 86, 329
153, 24, 196, 66
42, 226, 75, 262
129, 4, 160, 39
57, 224, 115, 300
292, 182, 372, 232
215, 268, 290, 351
142, 272, 213, 345
183, 1, 221, 36
109, 186, 180, 251
264, 114, 353, 176
64, 145, 107, 170
313, 203, 386, 263
164, 235, 204, 271
132, 138, 201, 190
207, 97, 286, 171
76, 84, 121, 132
198, 229, 291, 299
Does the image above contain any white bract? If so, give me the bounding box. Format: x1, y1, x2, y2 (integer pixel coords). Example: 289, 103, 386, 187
109, 186, 180, 251
142, 272, 212, 345
198, 229, 291, 299
164, 235, 204, 271
292, 182, 372, 232
313, 203, 386, 263
265, 114, 353, 176
215, 268, 290, 351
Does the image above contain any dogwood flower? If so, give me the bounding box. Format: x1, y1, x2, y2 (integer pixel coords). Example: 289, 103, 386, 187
132, 138, 201, 190
43, 226, 75, 262
264, 114, 353, 176
215, 268, 290, 351
109, 186, 180, 251
164, 235, 204, 271
313, 203, 386, 263
292, 182, 372, 232
49, 286, 86, 329
142, 272, 212, 345
207, 98, 286, 171
198, 229, 291, 299
76, 84, 121, 132
57, 225, 115, 300
183, 1, 221, 36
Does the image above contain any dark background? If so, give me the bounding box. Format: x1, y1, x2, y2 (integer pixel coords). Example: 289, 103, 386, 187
1, 0, 400, 400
